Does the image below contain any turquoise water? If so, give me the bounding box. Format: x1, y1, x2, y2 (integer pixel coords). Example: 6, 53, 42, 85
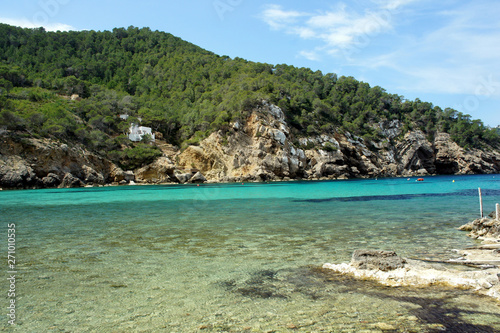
1, 175, 500, 332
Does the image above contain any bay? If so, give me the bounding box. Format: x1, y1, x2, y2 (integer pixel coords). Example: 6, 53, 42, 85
1, 174, 500, 332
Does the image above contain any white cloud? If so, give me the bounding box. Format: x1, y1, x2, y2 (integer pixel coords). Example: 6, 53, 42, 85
260, 4, 306, 30
260, 3, 399, 55
260, 1, 500, 99
380, 0, 418, 10
0, 17, 76, 31
364, 1, 500, 97
299, 50, 321, 61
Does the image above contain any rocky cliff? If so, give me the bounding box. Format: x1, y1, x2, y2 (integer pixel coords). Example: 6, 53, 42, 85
174, 101, 500, 183
0, 135, 122, 189
1, 101, 499, 189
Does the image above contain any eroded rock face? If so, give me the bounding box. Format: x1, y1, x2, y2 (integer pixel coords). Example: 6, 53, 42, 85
134, 157, 177, 184
1, 100, 499, 188
396, 131, 435, 175
0, 136, 115, 189
177, 101, 308, 182
175, 101, 500, 182
0, 156, 37, 187
41, 173, 60, 188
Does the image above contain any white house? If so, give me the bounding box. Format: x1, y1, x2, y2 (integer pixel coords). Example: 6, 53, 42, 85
129, 124, 155, 142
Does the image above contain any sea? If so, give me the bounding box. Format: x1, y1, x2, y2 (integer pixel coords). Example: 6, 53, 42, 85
1, 174, 500, 332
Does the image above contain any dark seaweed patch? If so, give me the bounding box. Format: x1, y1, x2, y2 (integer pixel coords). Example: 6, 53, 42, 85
294, 189, 500, 203
219, 266, 500, 332
373, 294, 499, 333
219, 269, 288, 299
311, 266, 500, 333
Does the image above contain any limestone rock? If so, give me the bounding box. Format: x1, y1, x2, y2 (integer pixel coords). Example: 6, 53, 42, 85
459, 217, 500, 239
82, 165, 105, 185
351, 250, 406, 271
110, 166, 126, 182
0, 136, 116, 189
134, 156, 177, 184
397, 131, 435, 175
2, 100, 500, 187
124, 171, 135, 182
175, 173, 193, 184
41, 173, 60, 188
189, 171, 207, 183
0, 158, 36, 188
59, 173, 83, 188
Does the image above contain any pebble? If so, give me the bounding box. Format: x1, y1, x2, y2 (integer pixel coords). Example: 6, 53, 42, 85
374, 322, 396, 330
428, 323, 446, 330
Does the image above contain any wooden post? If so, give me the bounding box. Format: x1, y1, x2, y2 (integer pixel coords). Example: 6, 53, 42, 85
496, 203, 499, 221
479, 188, 483, 218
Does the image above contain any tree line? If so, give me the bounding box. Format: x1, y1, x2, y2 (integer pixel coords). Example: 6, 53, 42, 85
0, 23, 498, 169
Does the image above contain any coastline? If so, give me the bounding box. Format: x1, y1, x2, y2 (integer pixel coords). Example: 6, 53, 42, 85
1, 173, 498, 191
323, 216, 500, 302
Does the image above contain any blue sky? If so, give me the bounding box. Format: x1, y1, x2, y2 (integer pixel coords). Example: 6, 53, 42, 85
1, 0, 499, 126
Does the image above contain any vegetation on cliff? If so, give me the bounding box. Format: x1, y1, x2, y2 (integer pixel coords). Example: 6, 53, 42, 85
0, 23, 498, 170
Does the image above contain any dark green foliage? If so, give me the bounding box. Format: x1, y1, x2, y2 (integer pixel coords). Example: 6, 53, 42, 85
0, 22, 498, 163
121, 143, 162, 169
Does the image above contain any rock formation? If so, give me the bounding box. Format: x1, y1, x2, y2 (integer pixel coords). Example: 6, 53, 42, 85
459, 212, 500, 239
323, 215, 500, 301
323, 249, 500, 301
0, 135, 116, 189
351, 250, 406, 271
1, 100, 500, 189
174, 101, 500, 183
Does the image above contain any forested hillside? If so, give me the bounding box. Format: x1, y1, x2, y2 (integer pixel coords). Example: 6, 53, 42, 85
0, 23, 499, 171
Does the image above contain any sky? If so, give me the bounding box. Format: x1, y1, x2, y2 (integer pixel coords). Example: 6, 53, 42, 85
1, 0, 499, 127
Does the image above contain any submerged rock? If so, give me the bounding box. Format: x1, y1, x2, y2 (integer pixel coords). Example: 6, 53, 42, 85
351, 250, 406, 271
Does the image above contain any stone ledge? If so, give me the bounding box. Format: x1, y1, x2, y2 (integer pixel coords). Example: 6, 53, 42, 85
323, 250, 500, 301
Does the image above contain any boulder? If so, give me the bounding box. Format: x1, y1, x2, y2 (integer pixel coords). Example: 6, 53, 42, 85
0, 157, 36, 188
459, 216, 500, 239
110, 166, 126, 182
351, 250, 406, 271
134, 157, 177, 183
59, 173, 83, 188
124, 171, 135, 182
175, 173, 193, 184
82, 165, 105, 185
41, 173, 61, 188
189, 171, 207, 184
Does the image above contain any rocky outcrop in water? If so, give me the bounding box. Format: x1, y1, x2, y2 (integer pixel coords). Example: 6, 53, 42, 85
323, 249, 500, 301
459, 213, 500, 239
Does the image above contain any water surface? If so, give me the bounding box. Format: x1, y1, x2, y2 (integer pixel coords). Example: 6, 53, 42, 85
1, 175, 500, 332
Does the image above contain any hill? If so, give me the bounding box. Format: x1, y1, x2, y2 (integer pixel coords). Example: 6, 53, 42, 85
0, 24, 499, 188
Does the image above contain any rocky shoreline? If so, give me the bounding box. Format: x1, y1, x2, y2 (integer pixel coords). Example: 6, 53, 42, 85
1, 101, 500, 189
323, 215, 500, 301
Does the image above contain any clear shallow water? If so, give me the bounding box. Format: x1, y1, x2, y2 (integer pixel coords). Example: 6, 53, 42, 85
1, 175, 500, 332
